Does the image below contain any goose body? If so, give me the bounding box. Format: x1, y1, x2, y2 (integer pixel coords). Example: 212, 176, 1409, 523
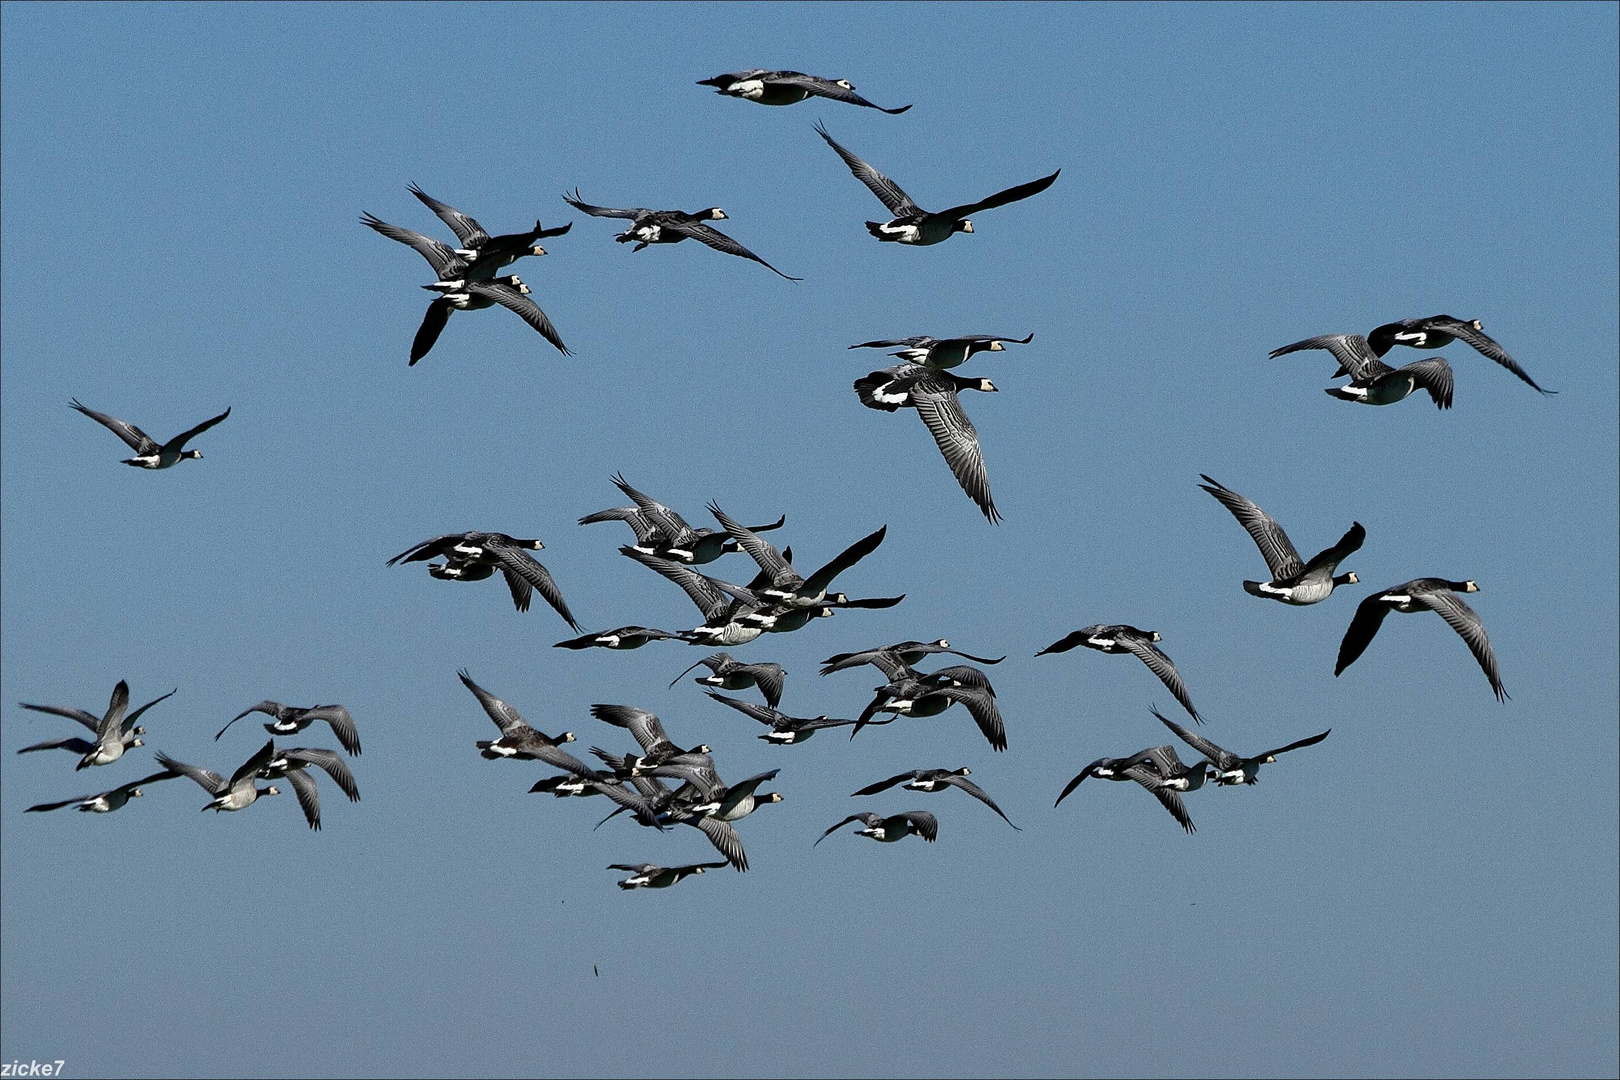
26, 770, 179, 814
1366, 315, 1550, 394
17, 682, 173, 769
670, 653, 786, 708
698, 70, 911, 113
389, 531, 579, 628
609, 862, 729, 890
816, 810, 938, 846
70, 400, 230, 469
216, 701, 361, 756
563, 190, 799, 279
157, 740, 281, 813
1198, 475, 1363, 605
849, 333, 1033, 369
1270, 333, 1456, 409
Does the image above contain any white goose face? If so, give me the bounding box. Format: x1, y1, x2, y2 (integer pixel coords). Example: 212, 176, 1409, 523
1463, 580, 1479, 592
835, 79, 853, 89
1470, 319, 1483, 330
531, 245, 546, 256
961, 221, 973, 233
707, 208, 728, 220
988, 341, 1004, 351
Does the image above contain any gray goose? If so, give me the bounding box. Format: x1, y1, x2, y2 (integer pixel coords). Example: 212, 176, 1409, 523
157, 740, 282, 814
457, 671, 587, 771
1054, 749, 1197, 833
562, 190, 800, 280
704, 691, 863, 744
849, 333, 1032, 369
580, 472, 784, 565
1367, 315, 1551, 394
670, 653, 787, 708
389, 531, 580, 629
1336, 578, 1507, 701
18, 682, 173, 769
1149, 706, 1329, 786
1198, 474, 1363, 605
609, 862, 730, 890
26, 770, 180, 814
1269, 333, 1454, 409
853, 364, 1000, 523
70, 400, 230, 469
215, 701, 361, 756
1037, 625, 1203, 724
815, 810, 938, 846
851, 768, 1019, 829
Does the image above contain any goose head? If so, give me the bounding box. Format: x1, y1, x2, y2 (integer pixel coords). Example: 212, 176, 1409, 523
955, 220, 974, 234
700, 208, 728, 221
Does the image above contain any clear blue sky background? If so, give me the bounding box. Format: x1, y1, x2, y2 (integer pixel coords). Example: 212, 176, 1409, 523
3, 3, 1616, 1077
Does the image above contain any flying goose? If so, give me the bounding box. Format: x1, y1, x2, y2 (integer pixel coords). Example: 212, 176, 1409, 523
554, 626, 683, 650
1335, 579, 1507, 701
588, 704, 692, 771
609, 862, 730, 890
708, 503, 889, 608
1149, 706, 1329, 786
389, 532, 580, 628
157, 740, 281, 814
1037, 625, 1203, 723
704, 691, 863, 744
1054, 751, 1198, 834
562, 190, 800, 280
70, 400, 230, 469
457, 671, 588, 771
256, 747, 360, 831
18, 683, 174, 769
854, 364, 1000, 523
849, 333, 1033, 369
815, 122, 1059, 245
215, 702, 361, 756
815, 810, 938, 846
580, 473, 785, 564
619, 546, 768, 646
1198, 475, 1364, 604
1367, 316, 1551, 394
698, 70, 911, 113
1269, 334, 1455, 409
851, 768, 1019, 829
820, 639, 1005, 677
409, 274, 569, 363
408, 184, 571, 272
26, 770, 180, 814
856, 665, 1006, 751
670, 653, 787, 708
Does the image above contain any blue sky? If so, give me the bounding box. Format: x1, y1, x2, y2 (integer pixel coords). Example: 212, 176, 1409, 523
2, 2, 1616, 1076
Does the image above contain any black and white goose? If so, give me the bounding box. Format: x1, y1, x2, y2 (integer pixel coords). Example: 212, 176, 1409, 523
70, 400, 230, 469
1367, 315, 1551, 394
670, 653, 787, 708
215, 701, 361, 756
698, 70, 911, 113
562, 190, 800, 280
820, 638, 1005, 677
815, 810, 938, 846
1149, 705, 1329, 786
1054, 749, 1198, 834
407, 184, 571, 275
457, 671, 587, 769
851, 768, 1019, 829
704, 691, 862, 745
1198, 474, 1364, 605
619, 546, 768, 646
815, 122, 1059, 245
580, 473, 785, 564
1336, 578, 1507, 701
256, 747, 360, 832
554, 626, 682, 651
25, 770, 179, 814
389, 532, 580, 629
856, 665, 1006, 752
849, 333, 1033, 369
1269, 333, 1454, 409
17, 682, 173, 769
588, 704, 694, 773
1038, 625, 1203, 724
411, 274, 569, 364
854, 364, 1000, 523
609, 862, 730, 890
156, 740, 281, 814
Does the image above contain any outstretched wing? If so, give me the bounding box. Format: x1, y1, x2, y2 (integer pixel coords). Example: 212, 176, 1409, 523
1437, 317, 1551, 394
782, 73, 913, 114
1269, 333, 1390, 380
935, 169, 1060, 222
163, 407, 232, 454
494, 546, 580, 629
667, 221, 801, 281
900, 810, 939, 841
1128, 768, 1196, 834
911, 382, 999, 524
69, 400, 158, 455
815, 122, 919, 216
815, 814, 868, 847
1257, 729, 1332, 761
743, 663, 786, 710
1400, 357, 1455, 410
154, 752, 227, 795
561, 189, 648, 220
803, 525, 887, 596
1415, 590, 1508, 701
282, 747, 361, 801
941, 775, 1019, 829
1149, 705, 1234, 769
465, 281, 570, 356
409, 184, 489, 248
1117, 637, 1202, 724
704, 692, 779, 728
694, 817, 749, 871
284, 768, 323, 830
1335, 594, 1394, 677
298, 705, 362, 756
1198, 475, 1303, 580
360, 213, 466, 278
1299, 521, 1366, 580
18, 701, 102, 733
458, 669, 528, 735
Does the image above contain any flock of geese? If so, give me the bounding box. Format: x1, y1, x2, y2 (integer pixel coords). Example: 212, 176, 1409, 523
23, 68, 1546, 889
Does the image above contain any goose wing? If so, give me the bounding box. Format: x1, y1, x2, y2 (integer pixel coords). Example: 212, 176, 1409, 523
1197, 475, 1303, 579
18, 701, 102, 733
940, 775, 1019, 829
611, 473, 695, 539
360, 213, 466, 278
284, 768, 323, 830
281, 748, 360, 801
1432, 317, 1551, 394
709, 502, 795, 583
1149, 705, 1236, 770
154, 752, 228, 796
1055, 759, 1113, 806
819, 648, 916, 679
409, 184, 489, 247
849, 336, 934, 350
1117, 636, 1202, 723
296, 705, 361, 756
410, 298, 454, 365
561, 189, 649, 220
693, 817, 749, 871
782, 73, 912, 114
899, 810, 939, 841
850, 771, 914, 797
930, 664, 996, 696
123, 688, 177, 735
815, 813, 878, 847
1335, 592, 1396, 676
228, 740, 278, 788
910, 379, 999, 524
1269, 333, 1389, 380
621, 547, 737, 621
493, 546, 580, 629
69, 400, 158, 455
1399, 357, 1455, 410
1414, 588, 1508, 701
815, 122, 920, 216
803, 524, 887, 596
1256, 729, 1332, 761
458, 670, 529, 735
665, 220, 801, 281
386, 534, 464, 566
742, 662, 786, 709
704, 691, 779, 728
96, 681, 131, 741
465, 281, 570, 356
1127, 767, 1196, 833
1299, 521, 1366, 580
590, 704, 674, 756
162, 407, 231, 454
935, 685, 1007, 752
935, 169, 1061, 222
17, 736, 98, 756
